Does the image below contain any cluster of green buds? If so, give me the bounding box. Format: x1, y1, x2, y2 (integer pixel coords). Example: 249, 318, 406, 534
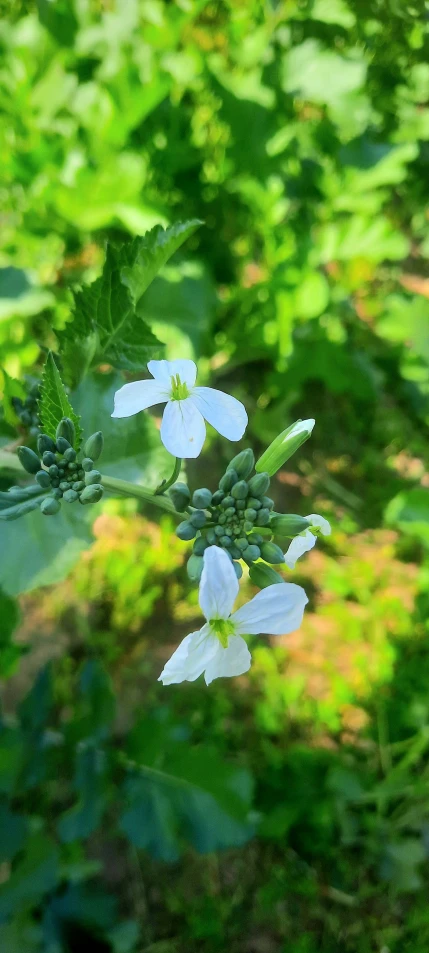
170, 448, 311, 584
17, 418, 104, 516
11, 380, 41, 436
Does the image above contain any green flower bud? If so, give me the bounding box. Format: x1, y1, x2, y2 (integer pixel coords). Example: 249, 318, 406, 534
68, 462, 78, 472
42, 450, 57, 468
242, 544, 261, 564
63, 489, 78, 503
256, 508, 270, 526
236, 537, 248, 552
270, 514, 311, 537
232, 561, 243, 579
56, 436, 71, 454
212, 490, 224, 505
218, 514, 226, 525
40, 497, 61, 516
227, 448, 255, 480
247, 532, 264, 545
214, 525, 224, 537
176, 520, 197, 541
231, 480, 248, 500
73, 481, 85, 491
79, 484, 103, 505
84, 431, 104, 462
49, 465, 59, 478
52, 488, 63, 500
236, 499, 246, 511
58, 468, 65, 477
63, 447, 77, 463
247, 497, 261, 510
220, 535, 232, 547
187, 554, 204, 582
229, 544, 242, 559
18, 446, 41, 474
192, 488, 212, 509
190, 509, 206, 529
60, 481, 70, 491
206, 528, 217, 545
224, 506, 236, 519
219, 469, 238, 492
82, 457, 94, 472
56, 417, 75, 447
243, 520, 254, 533
255, 419, 315, 476
221, 495, 235, 509
248, 472, 270, 497
260, 542, 285, 564
84, 469, 102, 486
35, 470, 51, 488
169, 482, 191, 512
249, 563, 285, 589
261, 496, 274, 510
244, 508, 257, 522
37, 434, 57, 455
51, 478, 60, 487
193, 536, 209, 556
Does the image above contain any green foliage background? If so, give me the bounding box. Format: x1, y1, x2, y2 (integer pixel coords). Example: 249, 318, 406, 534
2, 0, 429, 950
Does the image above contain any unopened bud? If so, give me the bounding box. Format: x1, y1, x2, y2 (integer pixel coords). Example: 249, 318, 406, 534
187, 554, 204, 582
227, 449, 254, 480
176, 520, 197, 541
35, 470, 51, 488
40, 497, 61, 516
260, 542, 285, 564
42, 451, 57, 468
84, 431, 104, 462
255, 419, 315, 476
18, 446, 41, 474
248, 472, 270, 497
192, 488, 212, 509
56, 437, 71, 454
242, 544, 261, 564
56, 417, 75, 447
37, 434, 57, 455
190, 509, 206, 529
82, 457, 94, 472
219, 469, 238, 492
84, 469, 102, 486
169, 482, 191, 512
270, 514, 310, 537
79, 484, 103, 504
249, 563, 285, 589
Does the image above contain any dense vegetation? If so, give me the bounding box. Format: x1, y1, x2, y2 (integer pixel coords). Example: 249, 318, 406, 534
2, 0, 429, 950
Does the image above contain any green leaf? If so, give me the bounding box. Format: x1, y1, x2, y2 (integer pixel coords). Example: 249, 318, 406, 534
38, 352, 82, 450
385, 488, 429, 545
0, 489, 46, 522
1, 371, 26, 428
0, 802, 28, 863
120, 219, 203, 306
0, 834, 59, 920
0, 589, 24, 679
0, 267, 54, 322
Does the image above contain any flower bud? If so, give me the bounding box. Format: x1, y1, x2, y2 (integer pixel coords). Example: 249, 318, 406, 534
40, 497, 61, 516
84, 431, 104, 462
169, 482, 191, 512
63, 489, 78, 503
84, 469, 102, 486
219, 469, 238, 492
231, 480, 248, 500
248, 472, 270, 497
249, 563, 285, 589
260, 542, 285, 564
192, 488, 212, 509
256, 508, 270, 526
190, 509, 206, 529
232, 561, 243, 579
37, 434, 57, 455
242, 544, 261, 564
176, 520, 197, 541
18, 446, 41, 474
244, 508, 257, 522
42, 451, 57, 468
220, 535, 232, 547
35, 470, 51, 488
56, 436, 72, 455
56, 417, 75, 447
63, 447, 77, 463
187, 554, 204, 582
255, 419, 315, 476
212, 490, 224, 506
227, 449, 254, 480
193, 536, 209, 556
269, 514, 311, 537
79, 484, 103, 504
82, 457, 94, 472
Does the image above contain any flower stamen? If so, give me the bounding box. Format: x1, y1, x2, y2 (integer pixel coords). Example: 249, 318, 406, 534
209, 617, 235, 648
170, 373, 190, 401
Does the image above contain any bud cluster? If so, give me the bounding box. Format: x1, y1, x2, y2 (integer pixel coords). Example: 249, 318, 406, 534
18, 419, 104, 516
172, 449, 286, 582
11, 380, 41, 436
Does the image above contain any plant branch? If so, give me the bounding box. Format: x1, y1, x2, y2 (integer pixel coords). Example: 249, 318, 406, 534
101, 474, 182, 517
154, 457, 182, 496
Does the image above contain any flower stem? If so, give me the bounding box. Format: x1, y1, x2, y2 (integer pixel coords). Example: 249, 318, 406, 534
101, 474, 181, 517
154, 457, 182, 496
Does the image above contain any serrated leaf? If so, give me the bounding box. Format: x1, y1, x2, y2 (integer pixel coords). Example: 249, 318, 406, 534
120, 219, 203, 306
38, 352, 82, 449
0, 494, 45, 521
60, 220, 202, 376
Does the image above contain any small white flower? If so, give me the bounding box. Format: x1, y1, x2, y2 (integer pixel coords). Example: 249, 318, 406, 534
284, 514, 331, 569
159, 546, 308, 686
112, 359, 247, 458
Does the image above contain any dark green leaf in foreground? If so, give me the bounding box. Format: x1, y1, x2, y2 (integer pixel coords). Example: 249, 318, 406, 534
0, 485, 46, 521
38, 352, 82, 450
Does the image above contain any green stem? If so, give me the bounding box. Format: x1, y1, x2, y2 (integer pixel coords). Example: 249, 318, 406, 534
101, 474, 181, 518
154, 457, 182, 496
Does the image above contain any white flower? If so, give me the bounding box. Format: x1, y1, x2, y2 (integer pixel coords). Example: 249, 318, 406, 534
284, 514, 331, 569
112, 359, 247, 458
159, 546, 308, 686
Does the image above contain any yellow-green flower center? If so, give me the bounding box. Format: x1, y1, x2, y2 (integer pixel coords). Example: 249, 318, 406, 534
170, 373, 190, 401
209, 617, 235, 648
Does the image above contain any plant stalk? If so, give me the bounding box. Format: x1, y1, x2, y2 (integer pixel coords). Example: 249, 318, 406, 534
101, 474, 181, 517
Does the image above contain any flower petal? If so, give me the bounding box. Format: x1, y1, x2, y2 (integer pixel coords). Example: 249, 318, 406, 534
283, 530, 317, 569
307, 513, 331, 536
232, 582, 308, 636
158, 624, 218, 685
160, 398, 206, 458
199, 546, 239, 621
148, 359, 197, 389
191, 387, 248, 442
204, 635, 252, 685
111, 379, 168, 418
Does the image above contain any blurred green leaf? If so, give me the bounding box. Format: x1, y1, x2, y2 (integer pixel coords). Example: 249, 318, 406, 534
0, 834, 59, 920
